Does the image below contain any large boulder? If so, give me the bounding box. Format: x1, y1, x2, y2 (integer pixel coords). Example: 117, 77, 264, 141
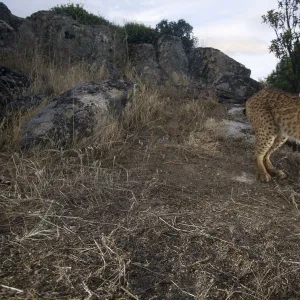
0, 66, 30, 114
0, 2, 23, 29
189, 47, 251, 85
215, 75, 261, 103
0, 4, 127, 72
0, 3, 35, 55
129, 43, 165, 85
4, 94, 46, 119
0, 20, 16, 48
157, 35, 189, 85
27, 11, 127, 69
20, 80, 135, 148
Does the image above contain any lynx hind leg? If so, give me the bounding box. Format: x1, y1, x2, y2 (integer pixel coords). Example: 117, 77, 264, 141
264, 135, 288, 179
254, 132, 276, 182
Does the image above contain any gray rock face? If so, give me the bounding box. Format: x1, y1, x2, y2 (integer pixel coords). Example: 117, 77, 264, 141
189, 47, 251, 84
4, 94, 46, 118
157, 35, 189, 85
130, 43, 164, 85
0, 2, 22, 29
21, 80, 134, 148
0, 66, 30, 114
0, 20, 15, 48
0, 2, 260, 105
28, 11, 127, 68
0, 5, 127, 72
215, 75, 261, 103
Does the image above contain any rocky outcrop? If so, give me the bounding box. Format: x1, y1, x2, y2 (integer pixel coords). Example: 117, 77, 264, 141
215, 75, 261, 103
4, 94, 46, 119
28, 11, 127, 69
129, 43, 164, 85
0, 2, 22, 29
20, 80, 135, 148
188, 47, 259, 102
0, 66, 30, 113
0, 3, 127, 72
0, 2, 260, 104
0, 20, 15, 48
129, 36, 190, 86
189, 47, 251, 84
0, 3, 35, 53
157, 35, 189, 85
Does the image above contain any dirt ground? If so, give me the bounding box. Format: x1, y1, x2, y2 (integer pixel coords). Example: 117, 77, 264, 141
1, 98, 300, 299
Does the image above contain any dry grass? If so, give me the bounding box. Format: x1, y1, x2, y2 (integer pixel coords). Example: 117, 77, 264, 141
1, 58, 300, 299
2, 49, 110, 96
0, 101, 48, 151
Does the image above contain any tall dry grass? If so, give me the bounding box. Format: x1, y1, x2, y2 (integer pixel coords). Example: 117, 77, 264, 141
0, 55, 173, 298
2, 48, 110, 96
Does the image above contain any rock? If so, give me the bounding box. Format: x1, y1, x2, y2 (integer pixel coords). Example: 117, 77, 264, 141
215, 75, 261, 103
0, 2, 22, 29
0, 5, 127, 73
0, 3, 35, 56
0, 2, 260, 102
28, 11, 127, 69
157, 35, 189, 85
129, 43, 164, 85
4, 94, 46, 119
189, 47, 251, 85
0, 66, 30, 112
0, 20, 15, 48
20, 80, 135, 148
0, 66, 30, 89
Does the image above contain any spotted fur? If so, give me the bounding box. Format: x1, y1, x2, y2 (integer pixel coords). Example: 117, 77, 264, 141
246, 88, 300, 182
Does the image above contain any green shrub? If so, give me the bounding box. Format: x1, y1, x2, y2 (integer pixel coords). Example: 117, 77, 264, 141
266, 57, 295, 92
50, 3, 198, 53
50, 3, 110, 26
156, 19, 198, 53
124, 22, 158, 44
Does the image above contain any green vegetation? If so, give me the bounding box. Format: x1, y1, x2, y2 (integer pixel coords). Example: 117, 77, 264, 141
123, 22, 157, 44
263, 0, 300, 92
50, 3, 110, 25
156, 19, 198, 53
50, 3, 197, 53
266, 57, 295, 92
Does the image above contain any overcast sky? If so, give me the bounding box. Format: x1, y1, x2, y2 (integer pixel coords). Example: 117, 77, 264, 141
3, 0, 280, 80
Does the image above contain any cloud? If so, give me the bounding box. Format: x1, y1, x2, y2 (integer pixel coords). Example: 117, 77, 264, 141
231, 53, 278, 80
193, 14, 275, 56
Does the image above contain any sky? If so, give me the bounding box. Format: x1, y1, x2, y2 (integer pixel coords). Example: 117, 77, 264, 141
3, 0, 280, 80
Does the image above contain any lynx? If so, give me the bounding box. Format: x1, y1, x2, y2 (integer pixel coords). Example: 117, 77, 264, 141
246, 88, 300, 182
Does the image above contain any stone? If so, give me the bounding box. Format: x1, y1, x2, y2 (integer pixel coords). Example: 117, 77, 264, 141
129, 43, 164, 85
157, 35, 189, 85
189, 47, 251, 85
0, 66, 30, 113
4, 94, 46, 119
28, 11, 127, 69
215, 75, 261, 103
20, 80, 135, 148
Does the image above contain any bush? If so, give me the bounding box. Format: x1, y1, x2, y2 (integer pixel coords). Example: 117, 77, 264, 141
50, 3, 110, 26
50, 3, 198, 53
266, 57, 295, 92
124, 22, 157, 44
156, 19, 198, 53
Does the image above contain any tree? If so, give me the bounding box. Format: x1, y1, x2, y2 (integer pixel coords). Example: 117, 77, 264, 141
262, 0, 300, 92
266, 56, 295, 91
155, 19, 197, 53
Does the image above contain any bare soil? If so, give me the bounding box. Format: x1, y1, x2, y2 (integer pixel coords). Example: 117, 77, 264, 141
1, 98, 300, 299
